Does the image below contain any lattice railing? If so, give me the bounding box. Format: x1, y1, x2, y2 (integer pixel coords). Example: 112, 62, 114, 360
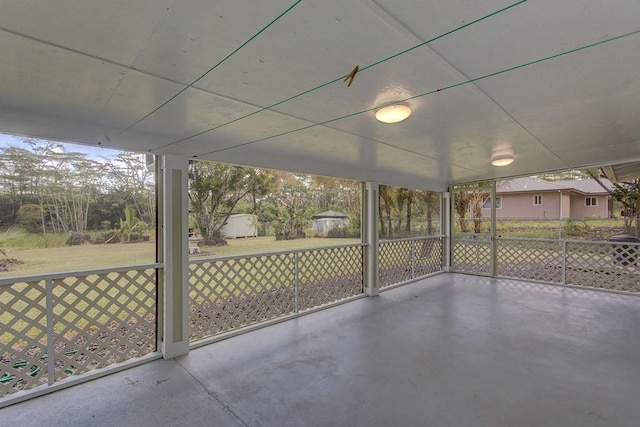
0, 281, 47, 395
379, 236, 443, 289
493, 238, 640, 293
189, 253, 296, 340
566, 241, 640, 292
497, 238, 563, 283
452, 234, 492, 275
189, 244, 365, 342
298, 245, 363, 310
1, 266, 158, 398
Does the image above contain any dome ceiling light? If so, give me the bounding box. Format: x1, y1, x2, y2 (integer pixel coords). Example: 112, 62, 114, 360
375, 104, 411, 124
491, 152, 514, 167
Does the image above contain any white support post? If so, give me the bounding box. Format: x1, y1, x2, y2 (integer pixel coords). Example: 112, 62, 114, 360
443, 191, 451, 272
160, 155, 189, 359
363, 182, 379, 296
490, 181, 497, 277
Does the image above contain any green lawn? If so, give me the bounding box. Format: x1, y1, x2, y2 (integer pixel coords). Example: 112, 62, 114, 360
0, 236, 361, 278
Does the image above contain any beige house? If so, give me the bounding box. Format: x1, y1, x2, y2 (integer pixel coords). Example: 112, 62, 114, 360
482, 178, 614, 219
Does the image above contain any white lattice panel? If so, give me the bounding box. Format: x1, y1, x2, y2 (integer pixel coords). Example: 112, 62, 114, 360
566, 242, 640, 292
298, 246, 363, 310
51, 270, 157, 380
1, 281, 48, 396
414, 238, 444, 278
189, 254, 296, 341
497, 239, 563, 283
379, 238, 443, 288
452, 235, 491, 274
379, 240, 412, 288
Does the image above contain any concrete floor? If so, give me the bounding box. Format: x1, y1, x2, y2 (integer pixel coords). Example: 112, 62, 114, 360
2, 274, 640, 427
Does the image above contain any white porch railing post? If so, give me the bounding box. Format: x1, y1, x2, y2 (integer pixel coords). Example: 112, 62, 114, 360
562, 240, 567, 285
160, 155, 190, 359
45, 278, 55, 385
364, 182, 379, 296
294, 252, 300, 313
490, 181, 497, 277
443, 192, 451, 272
411, 239, 416, 278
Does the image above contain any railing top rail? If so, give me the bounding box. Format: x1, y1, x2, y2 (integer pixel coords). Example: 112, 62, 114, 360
0, 262, 163, 287
189, 243, 367, 265
496, 236, 561, 243
379, 235, 444, 243
565, 239, 640, 246
496, 236, 640, 246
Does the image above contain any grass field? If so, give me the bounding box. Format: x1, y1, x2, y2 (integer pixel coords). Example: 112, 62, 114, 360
1, 217, 632, 278
0, 236, 362, 278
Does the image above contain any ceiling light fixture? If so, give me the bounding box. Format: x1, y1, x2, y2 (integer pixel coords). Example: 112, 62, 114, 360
491, 153, 514, 167
375, 104, 411, 123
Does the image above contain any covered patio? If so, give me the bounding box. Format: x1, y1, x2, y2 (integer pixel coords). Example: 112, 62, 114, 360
3, 274, 640, 426
2, 1, 640, 425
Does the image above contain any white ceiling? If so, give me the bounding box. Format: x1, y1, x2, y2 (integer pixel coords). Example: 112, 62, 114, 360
1, 0, 640, 190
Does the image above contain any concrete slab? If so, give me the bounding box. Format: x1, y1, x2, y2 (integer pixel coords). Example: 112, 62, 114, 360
2, 274, 640, 426
0, 359, 242, 427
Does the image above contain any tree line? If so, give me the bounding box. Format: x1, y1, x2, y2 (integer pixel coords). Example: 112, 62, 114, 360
188, 160, 442, 243
0, 140, 154, 240
0, 139, 441, 244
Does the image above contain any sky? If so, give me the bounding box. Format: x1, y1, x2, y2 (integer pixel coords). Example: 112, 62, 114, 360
0, 132, 118, 160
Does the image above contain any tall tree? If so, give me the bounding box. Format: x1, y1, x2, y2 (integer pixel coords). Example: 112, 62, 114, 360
453, 183, 490, 233
588, 169, 639, 236
270, 173, 312, 240
416, 190, 440, 235
107, 153, 156, 228
379, 185, 396, 238
188, 161, 273, 243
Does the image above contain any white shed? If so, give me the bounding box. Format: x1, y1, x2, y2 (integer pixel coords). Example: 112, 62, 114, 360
312, 210, 350, 236
221, 213, 258, 239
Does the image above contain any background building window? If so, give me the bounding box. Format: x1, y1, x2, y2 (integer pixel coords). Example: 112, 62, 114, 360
482, 196, 502, 209
533, 195, 543, 206
586, 197, 598, 206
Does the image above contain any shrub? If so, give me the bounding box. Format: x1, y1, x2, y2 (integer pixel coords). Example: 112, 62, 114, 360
66, 232, 92, 246
16, 204, 43, 233
327, 227, 347, 238
564, 219, 584, 237
93, 231, 120, 244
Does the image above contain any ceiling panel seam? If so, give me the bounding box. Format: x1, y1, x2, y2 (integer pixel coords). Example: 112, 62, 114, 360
0, 26, 347, 140
424, 45, 571, 171
364, 1, 571, 170
192, 29, 640, 160
153, 0, 531, 151
103, 0, 177, 111
120, 0, 304, 134
0, 26, 265, 108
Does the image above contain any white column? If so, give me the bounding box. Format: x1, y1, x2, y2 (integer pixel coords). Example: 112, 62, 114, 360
490, 181, 497, 277
443, 191, 451, 272
160, 155, 189, 359
363, 182, 379, 296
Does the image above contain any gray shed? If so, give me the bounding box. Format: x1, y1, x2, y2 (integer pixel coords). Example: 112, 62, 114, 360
312, 210, 350, 236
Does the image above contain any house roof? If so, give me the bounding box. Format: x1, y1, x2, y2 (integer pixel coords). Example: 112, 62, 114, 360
498, 177, 613, 195
312, 210, 348, 219
602, 162, 640, 184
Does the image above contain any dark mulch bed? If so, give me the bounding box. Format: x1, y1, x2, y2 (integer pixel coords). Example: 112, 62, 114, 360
0, 258, 24, 272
